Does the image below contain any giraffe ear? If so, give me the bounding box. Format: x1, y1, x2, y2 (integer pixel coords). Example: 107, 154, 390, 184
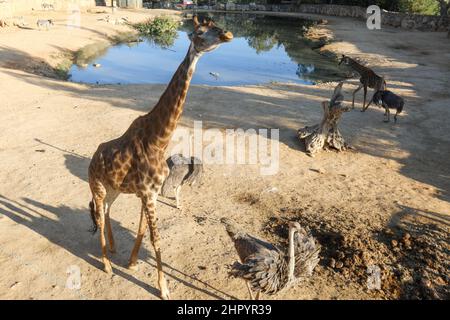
193, 15, 199, 28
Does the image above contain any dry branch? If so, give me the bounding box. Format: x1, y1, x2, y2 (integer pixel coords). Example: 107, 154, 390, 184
297, 82, 352, 156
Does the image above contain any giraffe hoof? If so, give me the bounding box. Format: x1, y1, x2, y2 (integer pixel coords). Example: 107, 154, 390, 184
127, 263, 138, 271
103, 264, 113, 274
160, 290, 171, 300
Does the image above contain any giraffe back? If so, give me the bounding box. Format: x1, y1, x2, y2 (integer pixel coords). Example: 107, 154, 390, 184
341, 55, 386, 90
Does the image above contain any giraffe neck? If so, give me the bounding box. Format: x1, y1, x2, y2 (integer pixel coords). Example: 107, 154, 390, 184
348, 58, 371, 76
146, 43, 202, 149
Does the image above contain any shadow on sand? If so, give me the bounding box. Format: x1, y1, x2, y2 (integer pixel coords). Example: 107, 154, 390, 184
0, 194, 236, 299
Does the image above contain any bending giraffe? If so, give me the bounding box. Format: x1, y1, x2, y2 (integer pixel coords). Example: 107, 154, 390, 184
88, 16, 233, 300
339, 54, 386, 109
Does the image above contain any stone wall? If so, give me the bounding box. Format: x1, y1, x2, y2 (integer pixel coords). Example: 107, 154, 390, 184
294, 4, 449, 32
204, 3, 449, 32
0, 0, 97, 18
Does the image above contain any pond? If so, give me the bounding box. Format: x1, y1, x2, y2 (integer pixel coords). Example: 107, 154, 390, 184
69, 13, 346, 86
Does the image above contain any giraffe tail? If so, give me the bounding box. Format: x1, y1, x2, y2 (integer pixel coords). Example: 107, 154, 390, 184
89, 199, 98, 234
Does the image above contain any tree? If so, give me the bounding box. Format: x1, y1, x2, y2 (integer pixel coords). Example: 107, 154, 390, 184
438, 0, 450, 16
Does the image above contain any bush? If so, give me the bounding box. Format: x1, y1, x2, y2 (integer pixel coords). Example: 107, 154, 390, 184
402, 0, 440, 15
133, 16, 180, 48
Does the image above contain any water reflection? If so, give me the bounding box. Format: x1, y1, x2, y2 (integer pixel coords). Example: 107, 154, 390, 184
69, 13, 346, 86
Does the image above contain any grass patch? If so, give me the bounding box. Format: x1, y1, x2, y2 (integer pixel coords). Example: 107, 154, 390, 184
54, 59, 72, 80
74, 30, 143, 68
74, 42, 110, 66
109, 31, 141, 45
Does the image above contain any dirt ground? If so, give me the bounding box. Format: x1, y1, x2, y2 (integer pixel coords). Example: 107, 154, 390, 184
0, 8, 449, 300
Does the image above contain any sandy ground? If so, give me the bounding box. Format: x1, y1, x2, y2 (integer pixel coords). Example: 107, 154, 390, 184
0, 8, 449, 300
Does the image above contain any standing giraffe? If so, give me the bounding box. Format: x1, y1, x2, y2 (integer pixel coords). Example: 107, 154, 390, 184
338, 54, 386, 109
88, 16, 233, 300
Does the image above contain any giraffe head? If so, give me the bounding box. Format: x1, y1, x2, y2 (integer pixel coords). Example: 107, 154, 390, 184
338, 54, 351, 66
189, 15, 233, 53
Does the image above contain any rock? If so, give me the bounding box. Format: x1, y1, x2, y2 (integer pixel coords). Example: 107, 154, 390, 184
329, 258, 336, 268
344, 258, 352, 267
311, 168, 326, 174
401, 18, 416, 29
391, 239, 398, 247
335, 261, 344, 269
262, 187, 278, 194
421, 278, 432, 288
225, 3, 235, 11
342, 269, 350, 277
435, 277, 446, 285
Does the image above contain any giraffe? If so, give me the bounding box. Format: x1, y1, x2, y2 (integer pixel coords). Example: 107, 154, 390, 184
338, 55, 386, 109
87, 16, 233, 300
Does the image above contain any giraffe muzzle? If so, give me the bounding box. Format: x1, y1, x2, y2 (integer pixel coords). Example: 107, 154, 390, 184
220, 31, 233, 42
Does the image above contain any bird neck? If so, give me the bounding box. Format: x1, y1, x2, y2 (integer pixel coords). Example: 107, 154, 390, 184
287, 227, 296, 283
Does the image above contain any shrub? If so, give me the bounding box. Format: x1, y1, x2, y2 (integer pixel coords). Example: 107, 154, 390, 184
133, 16, 180, 48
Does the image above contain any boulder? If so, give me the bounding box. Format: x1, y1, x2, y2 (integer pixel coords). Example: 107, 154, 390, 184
401, 17, 415, 29
226, 2, 235, 11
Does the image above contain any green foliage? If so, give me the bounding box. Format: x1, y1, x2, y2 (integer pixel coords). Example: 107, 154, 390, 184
133, 16, 180, 48
295, 0, 441, 14
398, 0, 440, 14
55, 60, 71, 80
75, 42, 110, 66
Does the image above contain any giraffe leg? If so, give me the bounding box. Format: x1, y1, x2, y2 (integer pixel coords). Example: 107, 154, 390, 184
246, 281, 255, 300
142, 194, 170, 300
128, 207, 147, 270
94, 197, 113, 274
362, 100, 372, 112
362, 85, 368, 110
352, 83, 363, 109
175, 185, 182, 210
104, 191, 119, 254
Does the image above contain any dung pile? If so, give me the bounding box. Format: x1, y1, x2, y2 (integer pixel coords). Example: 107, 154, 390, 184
263, 206, 449, 300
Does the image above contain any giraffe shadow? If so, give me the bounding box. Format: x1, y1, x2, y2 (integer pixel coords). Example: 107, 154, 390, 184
0, 194, 159, 297
144, 258, 238, 300
0, 194, 236, 299
34, 138, 90, 182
